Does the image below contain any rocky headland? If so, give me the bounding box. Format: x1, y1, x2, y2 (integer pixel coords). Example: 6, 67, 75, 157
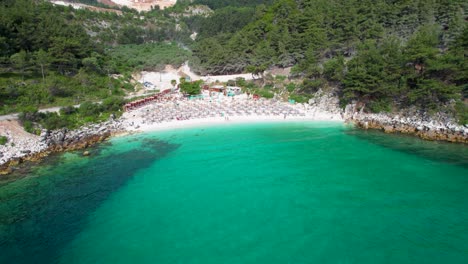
344, 104, 468, 144
307, 89, 468, 143
0, 119, 127, 175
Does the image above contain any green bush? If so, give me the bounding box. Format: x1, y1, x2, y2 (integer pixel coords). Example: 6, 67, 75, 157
180, 81, 202, 95
0, 136, 8, 145
60, 106, 78, 115
102, 96, 126, 112
302, 79, 323, 93
289, 94, 311, 104
79, 102, 102, 117
367, 98, 392, 113
235, 77, 247, 87
286, 83, 296, 93
455, 101, 468, 125
41, 112, 72, 130
22, 120, 34, 133
122, 82, 134, 91
255, 89, 274, 99
275, 75, 287, 81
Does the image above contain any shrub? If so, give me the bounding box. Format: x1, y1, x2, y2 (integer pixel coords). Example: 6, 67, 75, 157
235, 77, 246, 87
255, 89, 274, 99
122, 82, 134, 91
286, 83, 296, 93
60, 106, 77, 115
102, 96, 126, 112
275, 75, 287, 81
42, 112, 72, 130
367, 98, 392, 113
289, 94, 311, 103
302, 79, 323, 93
455, 101, 468, 125
180, 81, 202, 95
0, 136, 7, 145
22, 120, 34, 133
79, 102, 102, 117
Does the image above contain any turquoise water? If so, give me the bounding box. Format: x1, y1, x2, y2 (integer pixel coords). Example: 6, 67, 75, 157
1, 122, 467, 263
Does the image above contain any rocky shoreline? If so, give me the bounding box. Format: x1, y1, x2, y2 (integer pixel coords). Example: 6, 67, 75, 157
308, 91, 467, 143
1, 92, 467, 176
345, 108, 468, 144
0, 119, 127, 175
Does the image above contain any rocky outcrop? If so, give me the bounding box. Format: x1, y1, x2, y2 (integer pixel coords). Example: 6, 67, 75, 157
345, 104, 468, 144
0, 120, 48, 167
0, 120, 127, 175
307, 90, 343, 119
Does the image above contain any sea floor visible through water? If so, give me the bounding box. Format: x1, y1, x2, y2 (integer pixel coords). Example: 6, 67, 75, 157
0, 121, 467, 264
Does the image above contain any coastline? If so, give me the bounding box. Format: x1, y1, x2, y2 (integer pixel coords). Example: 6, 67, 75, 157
128, 115, 344, 133
2, 91, 468, 176
1, 111, 467, 177
0, 112, 343, 176
0, 120, 127, 175
348, 111, 468, 144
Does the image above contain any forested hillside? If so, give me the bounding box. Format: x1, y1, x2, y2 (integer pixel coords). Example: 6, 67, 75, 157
0, 0, 193, 130
193, 0, 466, 73
1, 0, 467, 126
0, 0, 189, 115
190, 0, 467, 120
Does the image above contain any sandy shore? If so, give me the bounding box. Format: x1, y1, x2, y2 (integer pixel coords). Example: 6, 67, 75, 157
126, 114, 344, 133
120, 92, 343, 133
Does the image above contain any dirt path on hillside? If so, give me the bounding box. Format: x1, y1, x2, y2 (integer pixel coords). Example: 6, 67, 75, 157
0, 120, 37, 141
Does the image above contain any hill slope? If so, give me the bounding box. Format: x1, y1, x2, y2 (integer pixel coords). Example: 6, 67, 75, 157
190, 0, 467, 120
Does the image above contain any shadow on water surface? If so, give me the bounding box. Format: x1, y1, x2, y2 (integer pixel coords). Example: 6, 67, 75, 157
0, 137, 180, 264
346, 128, 468, 168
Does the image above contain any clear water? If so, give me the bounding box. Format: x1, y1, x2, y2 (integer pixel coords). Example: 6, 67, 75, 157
0, 122, 467, 264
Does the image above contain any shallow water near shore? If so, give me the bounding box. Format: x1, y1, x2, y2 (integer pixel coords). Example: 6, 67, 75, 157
0, 122, 467, 263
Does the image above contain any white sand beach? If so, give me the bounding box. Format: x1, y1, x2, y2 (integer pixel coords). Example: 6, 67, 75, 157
126, 115, 343, 132
121, 91, 343, 133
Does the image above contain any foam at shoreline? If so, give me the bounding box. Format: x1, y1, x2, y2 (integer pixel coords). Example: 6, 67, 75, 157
127, 115, 344, 132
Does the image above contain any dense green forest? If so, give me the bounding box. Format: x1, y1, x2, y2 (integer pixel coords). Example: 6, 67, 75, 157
190, 0, 467, 120
0, 0, 194, 130
0, 0, 189, 116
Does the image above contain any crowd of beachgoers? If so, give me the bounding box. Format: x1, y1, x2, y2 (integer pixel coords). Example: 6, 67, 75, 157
120, 91, 343, 131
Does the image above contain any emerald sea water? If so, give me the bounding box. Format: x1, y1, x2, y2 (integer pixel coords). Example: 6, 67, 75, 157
1, 122, 467, 263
